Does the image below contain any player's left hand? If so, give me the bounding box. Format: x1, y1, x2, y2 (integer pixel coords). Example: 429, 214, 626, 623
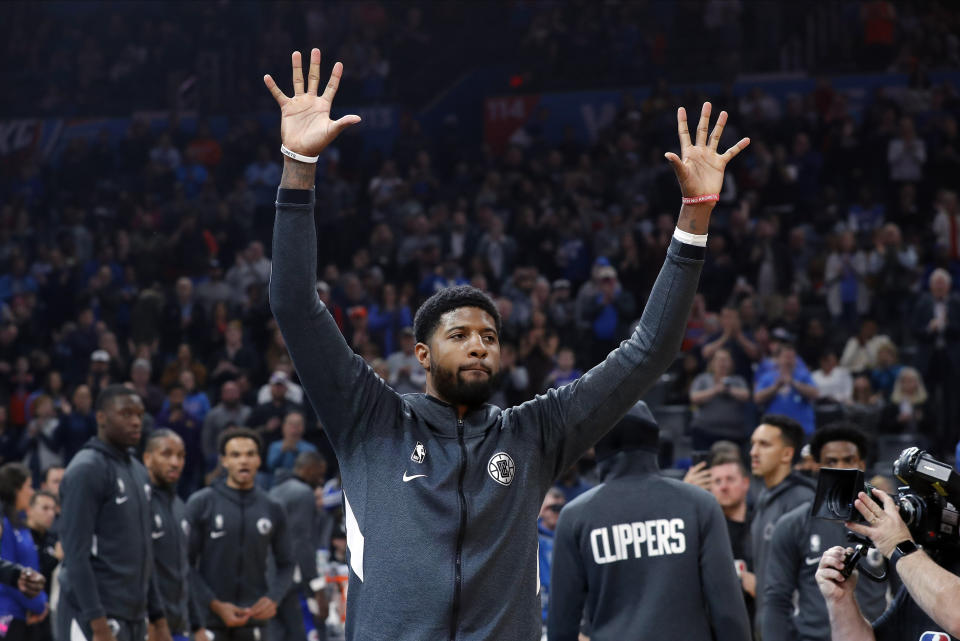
247, 596, 278, 620
664, 103, 750, 200
845, 489, 913, 558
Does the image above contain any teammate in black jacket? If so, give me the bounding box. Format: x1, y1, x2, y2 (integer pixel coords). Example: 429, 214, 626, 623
762, 424, 888, 641
547, 402, 751, 641
264, 45, 751, 641
57, 385, 173, 641
144, 429, 205, 641
268, 452, 328, 641
186, 427, 294, 641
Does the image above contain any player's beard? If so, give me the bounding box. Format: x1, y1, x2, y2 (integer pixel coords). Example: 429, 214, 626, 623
431, 361, 500, 408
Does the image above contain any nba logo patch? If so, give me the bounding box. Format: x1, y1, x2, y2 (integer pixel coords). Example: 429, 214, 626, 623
487, 452, 516, 486
411, 441, 426, 464
919, 633, 950, 641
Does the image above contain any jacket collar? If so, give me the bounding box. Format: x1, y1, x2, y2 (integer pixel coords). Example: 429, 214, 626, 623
84, 436, 133, 462
404, 393, 501, 438
211, 478, 258, 505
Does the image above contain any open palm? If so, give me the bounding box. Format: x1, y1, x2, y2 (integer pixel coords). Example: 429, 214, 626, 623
665, 103, 750, 198
263, 49, 361, 157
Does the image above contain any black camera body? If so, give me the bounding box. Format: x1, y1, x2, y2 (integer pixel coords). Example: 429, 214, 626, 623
812, 447, 960, 551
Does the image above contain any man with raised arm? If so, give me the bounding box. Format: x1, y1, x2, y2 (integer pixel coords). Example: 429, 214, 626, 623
264, 47, 750, 641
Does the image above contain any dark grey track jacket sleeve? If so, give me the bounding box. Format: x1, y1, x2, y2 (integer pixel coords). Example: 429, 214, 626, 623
59, 457, 107, 622
184, 493, 217, 609
271, 190, 704, 473
762, 509, 803, 641
265, 503, 295, 604
546, 508, 589, 641
510, 237, 705, 479
271, 480, 319, 588
270, 190, 403, 457
698, 499, 754, 640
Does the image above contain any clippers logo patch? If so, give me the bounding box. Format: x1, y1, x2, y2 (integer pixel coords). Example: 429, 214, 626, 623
181, 519, 190, 536
809, 534, 821, 553
488, 452, 516, 486
411, 441, 426, 464
116, 478, 125, 494
257, 517, 273, 536
154, 514, 162, 529
215, 514, 223, 530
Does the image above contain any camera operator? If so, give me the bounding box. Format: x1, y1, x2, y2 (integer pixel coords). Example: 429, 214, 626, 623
762, 424, 888, 641
815, 488, 960, 638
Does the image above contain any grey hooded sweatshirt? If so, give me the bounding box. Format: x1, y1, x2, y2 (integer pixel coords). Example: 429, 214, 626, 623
270, 188, 705, 641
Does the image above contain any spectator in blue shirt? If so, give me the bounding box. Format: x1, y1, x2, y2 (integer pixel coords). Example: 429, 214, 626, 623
0, 463, 48, 639
754, 344, 819, 434
266, 410, 317, 476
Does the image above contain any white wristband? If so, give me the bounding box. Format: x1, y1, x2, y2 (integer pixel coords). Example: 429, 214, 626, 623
309, 576, 327, 592
281, 145, 320, 164
673, 227, 708, 247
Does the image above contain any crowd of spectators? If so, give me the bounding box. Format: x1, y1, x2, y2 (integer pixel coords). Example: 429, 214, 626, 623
5, 1, 960, 118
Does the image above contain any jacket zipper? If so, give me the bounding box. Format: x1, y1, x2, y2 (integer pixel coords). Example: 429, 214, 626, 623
236, 500, 245, 604
450, 417, 467, 641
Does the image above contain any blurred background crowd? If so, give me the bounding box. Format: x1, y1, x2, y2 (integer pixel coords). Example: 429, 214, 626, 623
0, 0, 958, 509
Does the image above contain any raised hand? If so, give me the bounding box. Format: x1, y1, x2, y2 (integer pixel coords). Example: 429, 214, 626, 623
665, 103, 750, 199
263, 49, 361, 157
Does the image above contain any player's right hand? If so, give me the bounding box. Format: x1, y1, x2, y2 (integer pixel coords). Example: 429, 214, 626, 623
815, 545, 858, 604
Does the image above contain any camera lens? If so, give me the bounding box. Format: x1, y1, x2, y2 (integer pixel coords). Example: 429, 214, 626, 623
825, 484, 852, 519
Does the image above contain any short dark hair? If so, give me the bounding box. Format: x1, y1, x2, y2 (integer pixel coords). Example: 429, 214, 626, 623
759, 414, 805, 452
412, 285, 501, 344
30, 489, 58, 508
95, 384, 139, 412
145, 428, 183, 453
218, 426, 262, 455
809, 422, 868, 463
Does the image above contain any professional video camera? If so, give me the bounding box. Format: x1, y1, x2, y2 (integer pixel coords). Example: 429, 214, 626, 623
811, 447, 960, 579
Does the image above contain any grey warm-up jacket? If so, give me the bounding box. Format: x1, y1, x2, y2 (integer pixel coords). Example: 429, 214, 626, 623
269, 473, 321, 591
751, 471, 816, 626
185, 480, 295, 629
762, 501, 888, 641
149, 482, 201, 635
270, 188, 705, 641
58, 438, 164, 623
547, 452, 751, 641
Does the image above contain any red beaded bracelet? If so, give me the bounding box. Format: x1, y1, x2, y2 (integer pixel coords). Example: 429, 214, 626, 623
681, 194, 720, 205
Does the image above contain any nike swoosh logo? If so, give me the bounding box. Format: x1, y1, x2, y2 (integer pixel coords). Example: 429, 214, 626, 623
151, 531, 164, 540
115, 496, 128, 505
402, 472, 427, 482
210, 530, 227, 539
805, 556, 821, 566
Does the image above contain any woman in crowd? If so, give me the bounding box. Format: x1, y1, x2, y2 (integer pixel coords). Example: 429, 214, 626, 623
0, 463, 47, 640
880, 366, 933, 435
